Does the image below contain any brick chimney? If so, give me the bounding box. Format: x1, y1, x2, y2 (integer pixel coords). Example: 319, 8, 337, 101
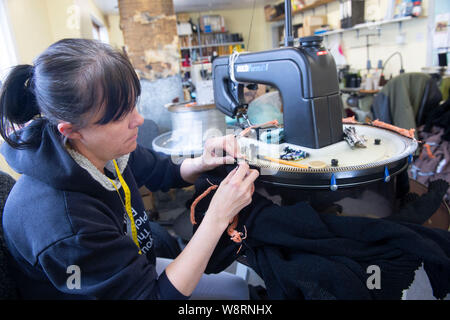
118, 0, 182, 132
118, 0, 180, 80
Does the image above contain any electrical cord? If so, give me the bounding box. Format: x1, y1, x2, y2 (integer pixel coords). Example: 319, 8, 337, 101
229, 50, 240, 83
382, 51, 405, 76
246, 0, 256, 50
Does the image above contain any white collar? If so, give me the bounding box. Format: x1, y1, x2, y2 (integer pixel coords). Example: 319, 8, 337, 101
66, 147, 130, 191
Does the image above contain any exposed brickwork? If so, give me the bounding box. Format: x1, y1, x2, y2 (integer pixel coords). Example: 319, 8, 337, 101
118, 0, 180, 81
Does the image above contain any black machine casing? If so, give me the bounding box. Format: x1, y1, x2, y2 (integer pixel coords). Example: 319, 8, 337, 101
212, 37, 344, 149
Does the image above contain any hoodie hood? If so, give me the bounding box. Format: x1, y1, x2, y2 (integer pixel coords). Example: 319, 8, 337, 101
1, 119, 128, 192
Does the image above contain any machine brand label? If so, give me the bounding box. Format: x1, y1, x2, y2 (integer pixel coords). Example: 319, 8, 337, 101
236, 64, 249, 72
236, 63, 268, 73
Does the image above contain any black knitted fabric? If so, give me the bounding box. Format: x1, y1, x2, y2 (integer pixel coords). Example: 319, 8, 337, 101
190, 166, 450, 300
423, 98, 450, 141
387, 179, 449, 225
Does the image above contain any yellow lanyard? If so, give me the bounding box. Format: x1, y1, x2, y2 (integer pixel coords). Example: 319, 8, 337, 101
108, 159, 142, 255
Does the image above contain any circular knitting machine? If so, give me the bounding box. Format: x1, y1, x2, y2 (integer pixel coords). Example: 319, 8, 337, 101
237, 121, 418, 191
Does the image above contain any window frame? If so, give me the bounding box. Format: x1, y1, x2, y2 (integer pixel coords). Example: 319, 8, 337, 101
0, 0, 18, 82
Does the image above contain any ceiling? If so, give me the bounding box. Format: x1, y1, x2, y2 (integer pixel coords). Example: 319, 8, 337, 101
93, 0, 279, 14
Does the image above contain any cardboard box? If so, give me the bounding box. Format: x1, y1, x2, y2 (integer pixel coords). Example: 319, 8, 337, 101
139, 186, 155, 212
303, 15, 328, 28
177, 13, 190, 23
303, 0, 319, 6
264, 5, 277, 21
300, 15, 328, 37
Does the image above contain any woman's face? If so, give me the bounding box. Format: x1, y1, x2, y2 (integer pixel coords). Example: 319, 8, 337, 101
72, 106, 145, 168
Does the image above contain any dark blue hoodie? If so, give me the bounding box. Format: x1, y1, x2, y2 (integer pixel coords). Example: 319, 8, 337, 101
1, 120, 190, 299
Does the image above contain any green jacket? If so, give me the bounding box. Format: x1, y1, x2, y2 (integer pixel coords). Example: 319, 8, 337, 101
440, 76, 450, 101
372, 73, 442, 130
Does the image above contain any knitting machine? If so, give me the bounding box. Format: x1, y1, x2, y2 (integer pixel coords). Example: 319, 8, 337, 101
211, 2, 417, 192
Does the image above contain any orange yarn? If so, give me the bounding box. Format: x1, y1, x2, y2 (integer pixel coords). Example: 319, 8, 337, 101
190, 180, 248, 254
239, 120, 280, 137
423, 143, 436, 159
371, 119, 416, 139
342, 116, 358, 124
190, 184, 218, 225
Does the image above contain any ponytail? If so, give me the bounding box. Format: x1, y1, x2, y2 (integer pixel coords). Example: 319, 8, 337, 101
1, 39, 142, 149
0, 64, 41, 149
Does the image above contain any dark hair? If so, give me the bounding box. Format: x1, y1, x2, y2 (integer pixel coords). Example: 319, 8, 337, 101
0, 38, 141, 149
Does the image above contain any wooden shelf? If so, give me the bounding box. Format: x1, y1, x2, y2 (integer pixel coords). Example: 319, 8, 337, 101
181, 42, 244, 50
321, 16, 422, 36
269, 0, 335, 22
281, 15, 425, 45
180, 31, 230, 36
200, 31, 229, 34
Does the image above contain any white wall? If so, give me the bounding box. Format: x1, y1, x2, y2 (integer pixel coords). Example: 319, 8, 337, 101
176, 0, 433, 77
264, 0, 432, 78
14, 0, 432, 77
6, 0, 55, 64
323, 0, 430, 77
328, 17, 429, 77
6, 0, 108, 64
107, 14, 125, 50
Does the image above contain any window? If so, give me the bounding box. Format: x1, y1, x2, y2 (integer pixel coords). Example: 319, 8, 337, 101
91, 15, 109, 44
92, 19, 101, 40
0, 0, 17, 83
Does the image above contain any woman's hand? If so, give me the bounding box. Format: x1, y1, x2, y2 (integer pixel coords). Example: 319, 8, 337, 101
201, 134, 243, 171
205, 162, 259, 228
166, 162, 258, 297
180, 134, 244, 184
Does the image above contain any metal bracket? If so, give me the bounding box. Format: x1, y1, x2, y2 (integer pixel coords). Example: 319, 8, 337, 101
236, 106, 252, 128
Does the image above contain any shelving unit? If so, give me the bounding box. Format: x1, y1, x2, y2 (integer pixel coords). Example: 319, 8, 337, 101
280, 15, 426, 46
322, 15, 422, 37
270, 0, 426, 48
180, 42, 244, 50
269, 0, 335, 22
180, 31, 244, 50
179, 31, 244, 61
177, 14, 245, 103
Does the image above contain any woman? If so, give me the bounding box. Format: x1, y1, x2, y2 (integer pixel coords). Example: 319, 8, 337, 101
0, 39, 259, 299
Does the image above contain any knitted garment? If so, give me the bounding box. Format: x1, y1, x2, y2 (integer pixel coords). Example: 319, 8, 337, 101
190, 165, 450, 300
408, 98, 450, 205
387, 179, 449, 224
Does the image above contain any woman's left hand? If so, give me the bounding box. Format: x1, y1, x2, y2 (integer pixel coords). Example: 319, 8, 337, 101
180, 135, 244, 184
201, 134, 244, 171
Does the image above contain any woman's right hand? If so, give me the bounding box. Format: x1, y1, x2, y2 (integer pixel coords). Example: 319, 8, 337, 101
205, 162, 259, 229
166, 162, 258, 296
